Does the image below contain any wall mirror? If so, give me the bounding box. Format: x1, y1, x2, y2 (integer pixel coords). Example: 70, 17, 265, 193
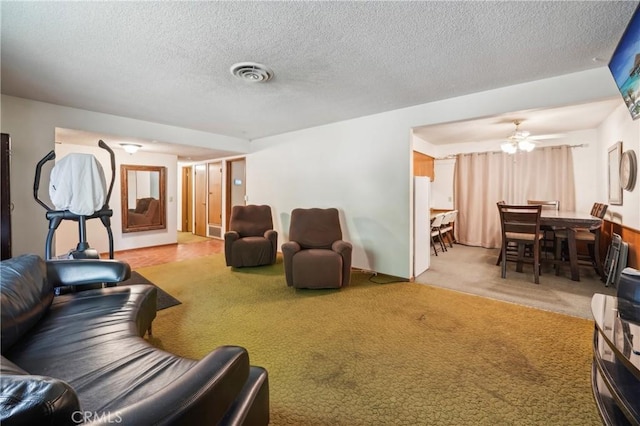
121, 165, 166, 233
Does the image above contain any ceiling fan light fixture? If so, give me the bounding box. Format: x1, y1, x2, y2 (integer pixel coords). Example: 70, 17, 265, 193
501, 120, 536, 154
518, 139, 535, 152
501, 141, 518, 154
120, 143, 142, 154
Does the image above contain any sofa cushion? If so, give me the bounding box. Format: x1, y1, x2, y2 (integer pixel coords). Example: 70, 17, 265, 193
231, 237, 274, 267
3, 285, 201, 415
292, 249, 343, 288
1, 255, 54, 353
1, 357, 27, 376
0, 374, 80, 426
229, 205, 274, 238
289, 208, 343, 249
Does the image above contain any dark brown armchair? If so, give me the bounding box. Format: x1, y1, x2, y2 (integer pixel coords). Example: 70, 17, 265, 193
282, 208, 352, 289
128, 198, 161, 226
224, 205, 277, 268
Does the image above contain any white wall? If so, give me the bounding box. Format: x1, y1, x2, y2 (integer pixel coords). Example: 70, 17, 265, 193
431, 129, 603, 214
432, 159, 456, 210
248, 68, 621, 278
598, 103, 640, 230
1, 95, 249, 258
248, 113, 410, 277
410, 107, 639, 234
3, 68, 626, 274
53, 143, 178, 256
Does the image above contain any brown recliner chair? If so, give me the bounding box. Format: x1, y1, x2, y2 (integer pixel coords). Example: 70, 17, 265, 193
224, 205, 278, 268
282, 208, 352, 289
128, 198, 160, 226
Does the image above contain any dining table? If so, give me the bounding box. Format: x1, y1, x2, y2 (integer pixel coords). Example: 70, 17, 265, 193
540, 210, 603, 282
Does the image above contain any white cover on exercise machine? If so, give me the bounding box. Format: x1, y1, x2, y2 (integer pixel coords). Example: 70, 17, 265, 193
49, 153, 107, 215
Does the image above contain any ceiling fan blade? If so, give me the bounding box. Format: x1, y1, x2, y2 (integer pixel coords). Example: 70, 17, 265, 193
529, 133, 565, 141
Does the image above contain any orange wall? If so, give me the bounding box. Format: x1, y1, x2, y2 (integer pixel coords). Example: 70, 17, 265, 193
600, 221, 639, 269
413, 151, 434, 180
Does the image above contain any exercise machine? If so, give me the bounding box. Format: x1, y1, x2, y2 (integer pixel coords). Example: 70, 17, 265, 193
34, 140, 116, 260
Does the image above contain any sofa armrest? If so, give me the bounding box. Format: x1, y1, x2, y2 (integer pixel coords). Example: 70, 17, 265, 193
88, 346, 254, 426
0, 374, 80, 426
617, 267, 640, 323
46, 260, 131, 287
331, 240, 352, 256
264, 230, 278, 264
224, 231, 240, 266
264, 229, 277, 241
332, 240, 353, 286
281, 241, 301, 287
220, 366, 269, 426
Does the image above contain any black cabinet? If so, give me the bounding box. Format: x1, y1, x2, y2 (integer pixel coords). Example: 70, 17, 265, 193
591, 294, 640, 425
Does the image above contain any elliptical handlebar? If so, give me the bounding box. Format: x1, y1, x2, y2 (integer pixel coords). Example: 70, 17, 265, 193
98, 139, 116, 208
34, 140, 117, 260
33, 140, 117, 212
33, 150, 56, 211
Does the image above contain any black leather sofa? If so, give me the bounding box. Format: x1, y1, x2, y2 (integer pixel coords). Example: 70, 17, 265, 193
0, 254, 269, 425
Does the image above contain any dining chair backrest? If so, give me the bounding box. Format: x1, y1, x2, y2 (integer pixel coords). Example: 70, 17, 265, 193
497, 203, 543, 284
591, 203, 608, 219
430, 213, 445, 230
527, 200, 559, 211
497, 204, 542, 237
441, 210, 456, 226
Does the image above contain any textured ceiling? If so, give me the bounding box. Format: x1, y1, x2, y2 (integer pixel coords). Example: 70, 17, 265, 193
1, 1, 638, 146
413, 98, 623, 146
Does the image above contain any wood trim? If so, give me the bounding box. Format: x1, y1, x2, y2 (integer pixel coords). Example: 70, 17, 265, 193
207, 162, 222, 226
120, 165, 166, 233
181, 166, 192, 232
600, 220, 639, 269
413, 151, 434, 180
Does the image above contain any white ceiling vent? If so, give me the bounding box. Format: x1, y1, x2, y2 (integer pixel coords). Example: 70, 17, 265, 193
230, 62, 274, 83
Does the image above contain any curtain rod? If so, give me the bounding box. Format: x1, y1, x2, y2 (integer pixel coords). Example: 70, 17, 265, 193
435, 144, 588, 160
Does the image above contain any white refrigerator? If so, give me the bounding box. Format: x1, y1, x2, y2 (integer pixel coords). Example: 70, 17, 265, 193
413, 176, 431, 277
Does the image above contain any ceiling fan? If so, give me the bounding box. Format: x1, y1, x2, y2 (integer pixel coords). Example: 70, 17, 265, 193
500, 120, 563, 154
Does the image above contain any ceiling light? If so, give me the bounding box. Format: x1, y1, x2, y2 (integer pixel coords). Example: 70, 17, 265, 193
120, 143, 142, 154
500, 121, 536, 154
230, 62, 274, 83
517, 139, 536, 152
500, 141, 518, 154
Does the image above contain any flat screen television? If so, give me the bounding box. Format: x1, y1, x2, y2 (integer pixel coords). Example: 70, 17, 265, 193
608, 4, 640, 120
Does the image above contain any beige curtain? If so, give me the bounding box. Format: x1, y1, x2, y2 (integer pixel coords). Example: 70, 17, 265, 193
454, 145, 576, 248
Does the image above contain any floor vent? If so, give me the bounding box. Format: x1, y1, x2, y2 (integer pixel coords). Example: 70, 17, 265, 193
208, 225, 222, 238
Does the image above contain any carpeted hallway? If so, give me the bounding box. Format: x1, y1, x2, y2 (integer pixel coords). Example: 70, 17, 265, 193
132, 247, 603, 425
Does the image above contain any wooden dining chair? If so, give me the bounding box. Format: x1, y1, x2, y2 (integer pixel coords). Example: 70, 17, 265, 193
554, 202, 608, 278
495, 201, 518, 266
527, 200, 560, 259
497, 203, 544, 284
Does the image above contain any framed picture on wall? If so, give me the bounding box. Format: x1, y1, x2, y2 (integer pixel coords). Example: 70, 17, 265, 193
608, 141, 623, 205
